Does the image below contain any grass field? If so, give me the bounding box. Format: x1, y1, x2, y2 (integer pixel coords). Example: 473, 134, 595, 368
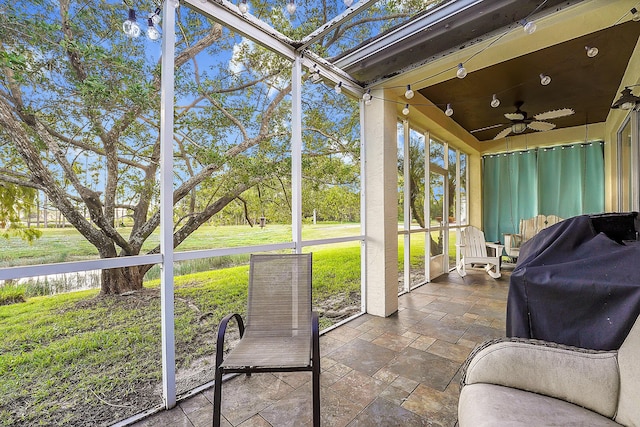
0, 222, 461, 426
0, 225, 364, 426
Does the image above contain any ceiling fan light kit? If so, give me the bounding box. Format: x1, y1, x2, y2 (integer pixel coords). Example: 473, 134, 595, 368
511, 122, 527, 134
487, 102, 574, 140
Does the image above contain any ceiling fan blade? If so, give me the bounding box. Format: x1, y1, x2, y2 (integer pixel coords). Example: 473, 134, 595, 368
528, 121, 556, 131
534, 108, 575, 120
494, 127, 513, 140
470, 123, 505, 133
505, 112, 525, 121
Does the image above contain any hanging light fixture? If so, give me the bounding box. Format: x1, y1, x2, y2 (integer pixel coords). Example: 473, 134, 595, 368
456, 63, 467, 79
521, 19, 536, 34
146, 18, 161, 40
344, 0, 353, 7
334, 82, 342, 94
149, 8, 161, 25
490, 94, 500, 108
445, 103, 454, 117
631, 7, 640, 22
405, 85, 414, 99
286, 0, 296, 15
238, 0, 249, 14
402, 104, 410, 116
585, 46, 598, 58
539, 73, 551, 86
611, 87, 640, 110
363, 89, 372, 104
122, 9, 141, 38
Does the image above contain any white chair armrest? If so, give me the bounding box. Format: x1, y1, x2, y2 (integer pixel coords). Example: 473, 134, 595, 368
462, 338, 620, 418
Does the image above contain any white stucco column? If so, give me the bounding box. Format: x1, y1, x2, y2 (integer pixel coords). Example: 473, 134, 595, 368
363, 89, 399, 317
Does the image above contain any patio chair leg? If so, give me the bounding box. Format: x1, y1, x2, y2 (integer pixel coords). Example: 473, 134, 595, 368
456, 260, 466, 277
312, 311, 321, 427
213, 366, 223, 427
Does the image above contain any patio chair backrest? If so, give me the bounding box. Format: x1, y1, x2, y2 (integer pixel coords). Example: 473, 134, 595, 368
461, 226, 489, 258
245, 253, 312, 338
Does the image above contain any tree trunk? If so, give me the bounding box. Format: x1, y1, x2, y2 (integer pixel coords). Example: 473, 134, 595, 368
101, 265, 146, 294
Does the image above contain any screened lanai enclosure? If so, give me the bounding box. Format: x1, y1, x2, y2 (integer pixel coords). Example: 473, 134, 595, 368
1, 0, 639, 425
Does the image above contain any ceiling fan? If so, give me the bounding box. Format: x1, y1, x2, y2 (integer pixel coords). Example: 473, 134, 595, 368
473, 101, 575, 140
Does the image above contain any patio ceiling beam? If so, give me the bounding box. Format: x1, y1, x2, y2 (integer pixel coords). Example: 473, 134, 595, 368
182, 0, 363, 96
332, 0, 484, 70
297, 0, 380, 52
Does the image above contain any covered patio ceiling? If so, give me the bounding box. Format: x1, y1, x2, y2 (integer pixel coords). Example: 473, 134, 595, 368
331, 0, 640, 142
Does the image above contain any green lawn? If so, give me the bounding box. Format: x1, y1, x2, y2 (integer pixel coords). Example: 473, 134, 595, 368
0, 223, 362, 268
0, 222, 462, 426
0, 237, 361, 426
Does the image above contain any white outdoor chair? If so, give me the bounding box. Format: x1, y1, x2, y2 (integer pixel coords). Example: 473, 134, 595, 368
457, 226, 504, 279
503, 215, 563, 262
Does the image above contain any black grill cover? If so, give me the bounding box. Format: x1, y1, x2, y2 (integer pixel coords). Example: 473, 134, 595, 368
507, 212, 640, 350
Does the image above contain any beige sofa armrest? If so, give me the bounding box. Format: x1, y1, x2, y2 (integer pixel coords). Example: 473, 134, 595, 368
461, 338, 620, 419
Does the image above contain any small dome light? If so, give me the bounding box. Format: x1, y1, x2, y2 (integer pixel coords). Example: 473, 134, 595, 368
585, 46, 598, 58
540, 73, 551, 86
445, 103, 454, 117
490, 94, 500, 108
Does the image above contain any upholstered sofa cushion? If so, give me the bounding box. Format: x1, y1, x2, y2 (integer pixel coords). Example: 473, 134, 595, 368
614, 312, 640, 427
458, 384, 622, 427
462, 339, 619, 418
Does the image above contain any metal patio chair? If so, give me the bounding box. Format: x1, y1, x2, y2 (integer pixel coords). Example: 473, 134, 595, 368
213, 253, 320, 427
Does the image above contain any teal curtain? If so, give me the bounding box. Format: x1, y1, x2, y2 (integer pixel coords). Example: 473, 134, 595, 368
482, 142, 604, 243
483, 151, 537, 242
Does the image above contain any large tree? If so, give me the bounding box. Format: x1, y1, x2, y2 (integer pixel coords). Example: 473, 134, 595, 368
0, 0, 440, 294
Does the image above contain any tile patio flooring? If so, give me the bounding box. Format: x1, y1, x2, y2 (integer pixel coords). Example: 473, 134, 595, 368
130, 268, 510, 427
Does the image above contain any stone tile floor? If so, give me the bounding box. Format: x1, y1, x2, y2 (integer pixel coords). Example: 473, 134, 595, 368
130, 269, 509, 427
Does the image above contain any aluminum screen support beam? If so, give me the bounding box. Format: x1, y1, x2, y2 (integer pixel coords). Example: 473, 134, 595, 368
160, 0, 177, 410
359, 99, 367, 313
291, 55, 303, 253
181, 0, 362, 98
